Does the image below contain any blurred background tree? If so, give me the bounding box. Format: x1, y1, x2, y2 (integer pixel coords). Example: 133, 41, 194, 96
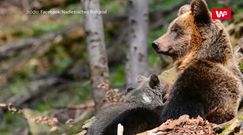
125, 0, 149, 88
81, 0, 110, 111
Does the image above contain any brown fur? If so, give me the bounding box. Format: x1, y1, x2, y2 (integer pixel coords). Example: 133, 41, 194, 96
152, 0, 243, 124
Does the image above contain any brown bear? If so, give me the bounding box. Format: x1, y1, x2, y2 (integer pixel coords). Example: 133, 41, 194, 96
87, 74, 167, 135
152, 0, 243, 124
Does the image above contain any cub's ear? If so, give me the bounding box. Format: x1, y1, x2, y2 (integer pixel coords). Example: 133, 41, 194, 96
191, 0, 211, 25
177, 4, 191, 16
149, 74, 160, 89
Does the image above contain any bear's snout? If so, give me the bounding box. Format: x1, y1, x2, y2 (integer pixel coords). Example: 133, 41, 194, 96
152, 40, 173, 55
152, 41, 160, 51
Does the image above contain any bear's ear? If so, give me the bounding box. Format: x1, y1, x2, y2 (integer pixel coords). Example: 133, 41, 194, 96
149, 74, 160, 89
177, 4, 191, 16
191, 0, 211, 25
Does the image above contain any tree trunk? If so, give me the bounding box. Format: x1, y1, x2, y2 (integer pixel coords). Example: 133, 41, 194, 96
81, 0, 110, 110
126, 0, 149, 88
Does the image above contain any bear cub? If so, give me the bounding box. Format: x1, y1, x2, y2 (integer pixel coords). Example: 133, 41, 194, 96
87, 74, 167, 135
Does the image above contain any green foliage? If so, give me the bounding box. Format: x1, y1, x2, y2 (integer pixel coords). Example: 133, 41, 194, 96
207, 2, 224, 9
32, 23, 63, 37
2, 78, 28, 98
148, 54, 159, 65
74, 81, 91, 102
239, 62, 243, 72
150, 0, 181, 12
48, 45, 72, 72
0, 113, 28, 134
100, 0, 127, 16
111, 65, 125, 87
35, 104, 53, 112
148, 28, 166, 46
147, 28, 166, 65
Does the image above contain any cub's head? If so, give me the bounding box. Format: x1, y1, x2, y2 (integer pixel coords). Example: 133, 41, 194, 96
125, 74, 168, 107
152, 0, 232, 63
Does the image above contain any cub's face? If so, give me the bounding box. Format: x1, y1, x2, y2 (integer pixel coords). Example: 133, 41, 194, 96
126, 74, 165, 106
152, 0, 212, 60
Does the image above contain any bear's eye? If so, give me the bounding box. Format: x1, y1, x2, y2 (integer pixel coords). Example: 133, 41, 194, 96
171, 26, 180, 33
